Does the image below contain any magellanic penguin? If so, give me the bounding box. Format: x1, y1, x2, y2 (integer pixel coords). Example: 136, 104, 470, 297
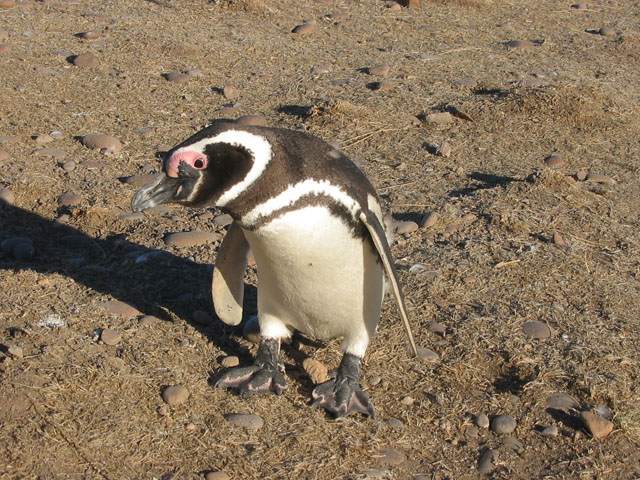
132, 120, 418, 418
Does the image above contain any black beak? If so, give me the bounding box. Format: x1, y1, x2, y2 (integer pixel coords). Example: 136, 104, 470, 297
131, 174, 180, 212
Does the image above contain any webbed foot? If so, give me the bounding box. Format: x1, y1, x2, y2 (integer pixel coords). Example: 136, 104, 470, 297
311, 353, 374, 418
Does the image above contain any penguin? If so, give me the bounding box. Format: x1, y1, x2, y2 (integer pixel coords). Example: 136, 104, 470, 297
132, 120, 417, 418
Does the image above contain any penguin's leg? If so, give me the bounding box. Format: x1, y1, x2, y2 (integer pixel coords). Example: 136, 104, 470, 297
311, 337, 374, 418
214, 315, 289, 396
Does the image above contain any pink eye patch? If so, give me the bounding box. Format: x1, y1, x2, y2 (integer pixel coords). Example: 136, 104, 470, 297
165, 150, 208, 177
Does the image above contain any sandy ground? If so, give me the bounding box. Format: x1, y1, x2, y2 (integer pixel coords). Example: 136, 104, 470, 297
1, 0, 639, 479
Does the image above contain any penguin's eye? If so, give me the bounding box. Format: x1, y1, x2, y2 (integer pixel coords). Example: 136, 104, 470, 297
194, 158, 205, 169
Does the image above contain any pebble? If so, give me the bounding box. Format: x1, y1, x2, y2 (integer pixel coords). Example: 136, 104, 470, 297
0, 149, 8, 162
164, 71, 190, 82
575, 168, 589, 181
185, 422, 197, 432
81, 134, 122, 154
162, 385, 190, 406
428, 321, 446, 336
37, 313, 66, 328
61, 160, 76, 173
40, 148, 66, 160
33, 134, 53, 145
369, 375, 382, 386
416, 347, 439, 363
571, 2, 588, 8
400, 395, 414, 406
386, 1, 402, 11
214, 213, 233, 227
423, 112, 454, 124
76, 31, 101, 40
546, 392, 579, 411
522, 320, 551, 339
224, 413, 264, 431
193, 310, 213, 325
476, 413, 490, 429
599, 27, 616, 37
221, 356, 240, 368
119, 212, 144, 222
7, 345, 23, 358
376, 447, 406, 466
164, 231, 219, 247
302, 357, 329, 384
502, 436, 524, 453
368, 64, 390, 77
0, 136, 17, 144
235, 115, 267, 127
385, 418, 405, 431
506, 40, 536, 49
205, 472, 229, 480
477, 448, 496, 474
396, 220, 419, 235
422, 211, 439, 228
0, 0, 16, 8
292, 22, 317, 34
360, 469, 391, 479
552, 231, 569, 248
122, 174, 157, 188
436, 141, 452, 158
544, 152, 565, 169
540, 424, 559, 437
72, 52, 99, 67
223, 84, 239, 100
242, 315, 260, 343
0, 186, 14, 204
581, 410, 614, 439
491, 415, 517, 434
586, 174, 616, 185
58, 191, 81, 207
100, 328, 121, 346
103, 300, 140, 318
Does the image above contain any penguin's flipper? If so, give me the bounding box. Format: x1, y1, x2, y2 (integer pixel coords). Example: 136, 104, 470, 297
359, 208, 418, 357
212, 222, 249, 326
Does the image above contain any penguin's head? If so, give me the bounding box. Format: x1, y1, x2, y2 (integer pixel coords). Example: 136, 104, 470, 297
131, 133, 260, 212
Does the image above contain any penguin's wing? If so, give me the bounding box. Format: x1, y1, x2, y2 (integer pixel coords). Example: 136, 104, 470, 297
211, 222, 249, 326
359, 207, 418, 357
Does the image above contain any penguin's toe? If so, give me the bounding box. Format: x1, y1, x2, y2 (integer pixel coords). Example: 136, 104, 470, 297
214, 364, 287, 396
311, 379, 374, 418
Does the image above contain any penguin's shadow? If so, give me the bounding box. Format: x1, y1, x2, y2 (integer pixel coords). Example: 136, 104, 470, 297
0, 199, 249, 356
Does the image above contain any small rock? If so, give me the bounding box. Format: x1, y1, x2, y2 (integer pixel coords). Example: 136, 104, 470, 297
422, 211, 439, 228
0, 136, 17, 144
72, 52, 99, 67
164, 231, 219, 247
571, 2, 588, 8
205, 472, 229, 480
37, 148, 66, 160
214, 213, 233, 227
224, 413, 264, 431
544, 152, 565, 169
376, 447, 406, 466
122, 174, 158, 188
58, 191, 81, 207
408, 263, 429, 274
476, 413, 490, 429
575, 168, 589, 181
185, 422, 197, 432
522, 320, 551, 339
76, 31, 101, 40
292, 22, 317, 34
100, 328, 121, 346
491, 415, 517, 434
81, 134, 122, 154
223, 84, 239, 100
423, 112, 454, 124
242, 315, 260, 343
506, 40, 536, 49
368, 64, 390, 77
103, 300, 140, 318
0, 0, 16, 9
594, 404, 613, 420
428, 321, 446, 336
61, 160, 76, 173
386, 1, 402, 11
396, 220, 419, 235
119, 212, 144, 222
0, 149, 8, 162
0, 186, 14, 204
157, 404, 170, 416
598, 27, 616, 37
502, 436, 524, 453
436, 141, 452, 158
33, 134, 54, 145
540, 425, 558, 437
385, 418, 405, 431
546, 392, 579, 411
193, 310, 213, 325
164, 71, 190, 82
37, 313, 66, 328
581, 410, 614, 439
162, 385, 190, 406
302, 357, 329, 384
416, 347, 439, 363
7, 345, 23, 358
477, 448, 496, 474
400, 395, 414, 406
221, 356, 240, 368
235, 115, 267, 127
552, 231, 569, 248
369, 375, 382, 386
586, 174, 616, 185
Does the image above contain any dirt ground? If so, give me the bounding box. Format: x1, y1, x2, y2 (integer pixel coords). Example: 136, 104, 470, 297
1, 0, 639, 478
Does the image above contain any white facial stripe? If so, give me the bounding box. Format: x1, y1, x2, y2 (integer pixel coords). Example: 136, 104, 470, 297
175, 130, 272, 207
242, 179, 360, 225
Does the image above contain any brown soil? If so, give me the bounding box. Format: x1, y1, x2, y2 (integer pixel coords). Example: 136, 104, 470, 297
1, 1, 639, 479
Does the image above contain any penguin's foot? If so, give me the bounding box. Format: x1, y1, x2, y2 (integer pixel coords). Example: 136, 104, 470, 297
311, 353, 374, 418
214, 338, 287, 396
